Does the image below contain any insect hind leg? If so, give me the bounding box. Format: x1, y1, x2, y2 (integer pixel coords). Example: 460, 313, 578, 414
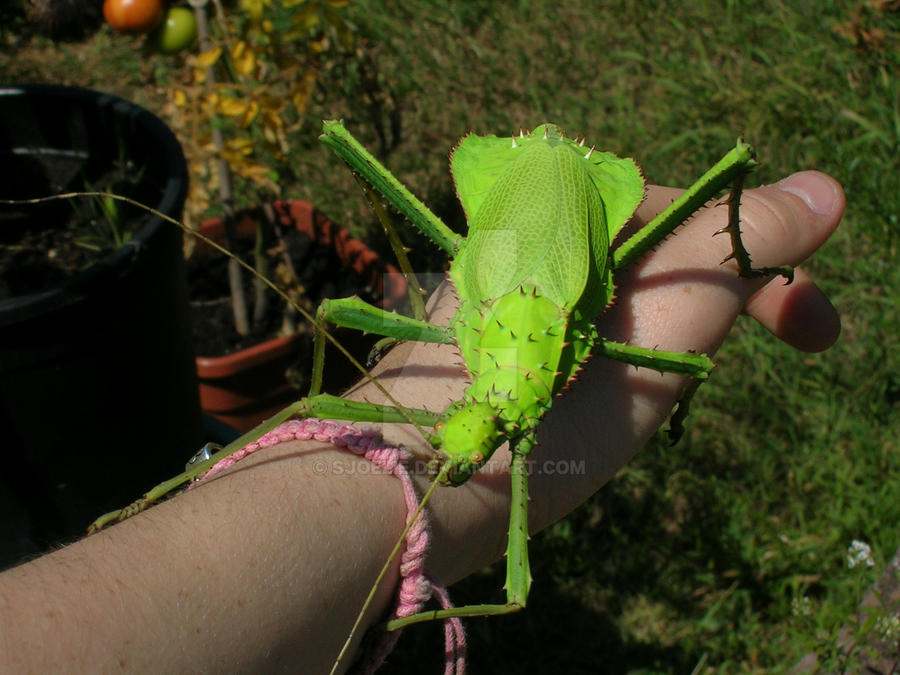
382, 436, 536, 629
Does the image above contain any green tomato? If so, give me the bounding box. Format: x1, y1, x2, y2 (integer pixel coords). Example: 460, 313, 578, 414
147, 7, 197, 54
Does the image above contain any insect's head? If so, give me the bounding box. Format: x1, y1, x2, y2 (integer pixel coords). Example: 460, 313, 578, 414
432, 401, 504, 486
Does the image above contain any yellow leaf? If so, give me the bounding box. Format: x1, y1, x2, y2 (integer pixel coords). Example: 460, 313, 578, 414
232, 41, 257, 77
291, 70, 317, 113
307, 37, 327, 54
172, 89, 187, 107
196, 46, 222, 68
202, 92, 219, 116
240, 100, 260, 128
285, 3, 319, 32
218, 96, 248, 117
226, 137, 255, 155
240, 0, 268, 21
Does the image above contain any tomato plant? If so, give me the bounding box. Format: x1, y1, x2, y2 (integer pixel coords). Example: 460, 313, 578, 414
103, 0, 164, 34
147, 7, 198, 54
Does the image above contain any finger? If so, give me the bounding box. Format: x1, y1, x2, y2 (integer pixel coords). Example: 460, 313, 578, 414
561, 170, 845, 480
745, 266, 841, 353
610, 171, 845, 354
633, 184, 683, 225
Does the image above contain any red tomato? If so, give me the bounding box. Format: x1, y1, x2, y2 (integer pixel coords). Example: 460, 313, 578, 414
103, 0, 164, 34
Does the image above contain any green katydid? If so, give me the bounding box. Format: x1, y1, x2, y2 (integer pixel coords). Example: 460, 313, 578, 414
84, 120, 791, 672
306, 122, 792, 671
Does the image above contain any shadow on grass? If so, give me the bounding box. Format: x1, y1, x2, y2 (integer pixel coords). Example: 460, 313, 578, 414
376, 564, 700, 674
373, 469, 734, 674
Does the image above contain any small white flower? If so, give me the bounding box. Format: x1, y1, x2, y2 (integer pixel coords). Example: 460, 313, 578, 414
875, 614, 900, 641
791, 596, 813, 617
847, 539, 875, 569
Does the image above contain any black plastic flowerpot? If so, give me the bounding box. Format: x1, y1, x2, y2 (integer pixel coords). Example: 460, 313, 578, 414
0, 85, 203, 567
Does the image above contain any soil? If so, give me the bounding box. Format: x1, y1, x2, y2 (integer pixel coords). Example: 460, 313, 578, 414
0, 216, 103, 300
187, 239, 293, 358
0, 158, 151, 301
0, 199, 153, 302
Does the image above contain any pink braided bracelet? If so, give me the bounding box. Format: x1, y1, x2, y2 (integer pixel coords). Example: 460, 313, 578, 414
191, 418, 465, 674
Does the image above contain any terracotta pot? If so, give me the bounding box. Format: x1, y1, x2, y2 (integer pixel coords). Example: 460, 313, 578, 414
192, 200, 407, 432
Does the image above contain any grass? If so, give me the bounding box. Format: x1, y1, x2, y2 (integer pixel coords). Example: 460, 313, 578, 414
2, 0, 899, 672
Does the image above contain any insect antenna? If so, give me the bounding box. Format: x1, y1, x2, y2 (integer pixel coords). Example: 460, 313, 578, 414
2, 193, 438, 466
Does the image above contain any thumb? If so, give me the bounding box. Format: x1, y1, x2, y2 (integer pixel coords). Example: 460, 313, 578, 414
605, 170, 844, 360
741, 171, 844, 352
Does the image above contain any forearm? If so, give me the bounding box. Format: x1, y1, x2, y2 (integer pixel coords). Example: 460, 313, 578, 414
0, 441, 407, 674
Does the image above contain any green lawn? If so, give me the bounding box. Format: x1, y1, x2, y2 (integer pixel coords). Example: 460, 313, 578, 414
2, 0, 898, 672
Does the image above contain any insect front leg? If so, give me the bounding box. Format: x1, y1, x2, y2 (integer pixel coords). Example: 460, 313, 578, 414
596, 339, 714, 379
717, 167, 794, 282
319, 120, 463, 256
611, 139, 793, 284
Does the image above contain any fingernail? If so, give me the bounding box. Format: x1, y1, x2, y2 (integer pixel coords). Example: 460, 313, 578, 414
776, 172, 837, 215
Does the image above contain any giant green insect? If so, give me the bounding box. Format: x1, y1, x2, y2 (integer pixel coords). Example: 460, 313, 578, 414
313, 121, 791, 662
88, 120, 791, 672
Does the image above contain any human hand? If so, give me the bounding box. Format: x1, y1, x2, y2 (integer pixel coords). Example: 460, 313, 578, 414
350, 170, 844, 585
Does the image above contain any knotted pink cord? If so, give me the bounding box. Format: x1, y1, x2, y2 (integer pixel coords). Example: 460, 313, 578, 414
191, 418, 466, 674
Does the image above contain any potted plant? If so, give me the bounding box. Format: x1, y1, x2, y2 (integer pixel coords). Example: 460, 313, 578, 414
190, 199, 407, 432
137, 0, 394, 432
0, 84, 203, 566
94, 0, 397, 434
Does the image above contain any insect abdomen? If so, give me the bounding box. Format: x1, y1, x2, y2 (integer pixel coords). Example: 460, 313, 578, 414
455, 284, 565, 410
438, 282, 596, 482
